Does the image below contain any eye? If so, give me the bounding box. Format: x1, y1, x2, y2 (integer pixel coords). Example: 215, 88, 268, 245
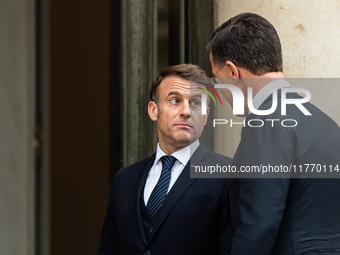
170, 99, 179, 104
191, 99, 201, 107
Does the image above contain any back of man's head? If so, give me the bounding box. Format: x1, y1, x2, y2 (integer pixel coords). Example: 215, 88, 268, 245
207, 12, 283, 76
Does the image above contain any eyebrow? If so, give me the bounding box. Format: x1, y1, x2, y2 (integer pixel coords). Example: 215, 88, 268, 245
167, 91, 182, 98
190, 92, 203, 98
166, 90, 204, 99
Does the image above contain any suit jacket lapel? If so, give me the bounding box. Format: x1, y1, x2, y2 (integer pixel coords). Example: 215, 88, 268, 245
129, 154, 156, 245
147, 144, 209, 243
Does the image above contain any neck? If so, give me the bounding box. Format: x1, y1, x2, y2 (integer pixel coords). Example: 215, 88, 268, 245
242, 71, 284, 98
158, 143, 186, 155
158, 139, 197, 155
236, 70, 284, 116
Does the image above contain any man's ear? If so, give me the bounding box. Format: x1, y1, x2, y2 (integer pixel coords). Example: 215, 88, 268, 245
148, 101, 158, 121
226, 61, 240, 79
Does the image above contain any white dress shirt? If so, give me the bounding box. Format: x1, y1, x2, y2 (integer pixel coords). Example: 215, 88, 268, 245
143, 140, 200, 205
251, 79, 291, 111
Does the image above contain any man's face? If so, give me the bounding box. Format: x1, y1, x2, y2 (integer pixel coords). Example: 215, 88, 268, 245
209, 52, 235, 106
210, 52, 250, 116
148, 75, 209, 153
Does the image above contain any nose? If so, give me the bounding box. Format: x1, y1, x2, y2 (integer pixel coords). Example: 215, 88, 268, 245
180, 101, 190, 118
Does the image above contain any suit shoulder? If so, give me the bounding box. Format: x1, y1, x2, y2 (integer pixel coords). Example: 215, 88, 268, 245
115, 155, 154, 178
205, 150, 232, 165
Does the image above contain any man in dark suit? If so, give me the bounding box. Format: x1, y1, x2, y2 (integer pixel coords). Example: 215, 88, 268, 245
208, 13, 340, 254
98, 64, 232, 255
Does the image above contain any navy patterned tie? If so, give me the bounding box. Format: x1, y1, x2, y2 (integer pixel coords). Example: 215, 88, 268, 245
147, 155, 176, 218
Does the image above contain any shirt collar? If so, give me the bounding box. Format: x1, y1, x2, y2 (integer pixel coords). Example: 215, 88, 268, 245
155, 139, 200, 166
251, 79, 291, 111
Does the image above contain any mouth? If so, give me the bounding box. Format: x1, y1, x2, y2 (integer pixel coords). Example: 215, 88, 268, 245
174, 123, 191, 129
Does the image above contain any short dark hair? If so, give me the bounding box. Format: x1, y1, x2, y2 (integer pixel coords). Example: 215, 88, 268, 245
150, 64, 207, 102
207, 13, 283, 76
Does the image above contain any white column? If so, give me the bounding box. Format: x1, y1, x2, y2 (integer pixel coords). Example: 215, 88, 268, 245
0, 0, 36, 254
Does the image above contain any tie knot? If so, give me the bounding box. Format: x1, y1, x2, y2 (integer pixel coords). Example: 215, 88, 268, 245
161, 155, 176, 170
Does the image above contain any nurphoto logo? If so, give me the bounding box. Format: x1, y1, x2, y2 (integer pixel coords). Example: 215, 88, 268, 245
195, 79, 312, 128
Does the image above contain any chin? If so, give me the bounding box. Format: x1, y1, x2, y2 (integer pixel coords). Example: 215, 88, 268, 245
174, 135, 190, 146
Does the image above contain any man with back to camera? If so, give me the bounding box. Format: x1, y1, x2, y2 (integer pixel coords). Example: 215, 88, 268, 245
207, 12, 340, 254
98, 64, 232, 255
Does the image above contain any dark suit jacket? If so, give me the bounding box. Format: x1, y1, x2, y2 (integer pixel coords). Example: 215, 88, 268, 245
98, 144, 232, 255
228, 92, 340, 254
